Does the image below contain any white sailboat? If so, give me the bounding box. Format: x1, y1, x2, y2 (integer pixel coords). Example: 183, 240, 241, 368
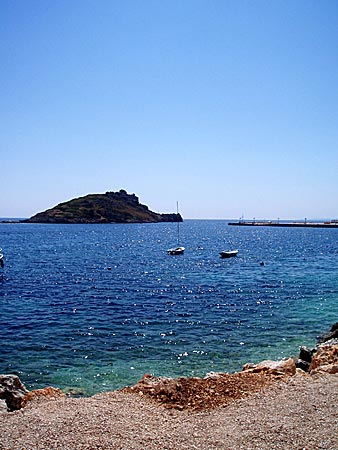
219, 249, 238, 258
0, 248, 4, 268
167, 202, 185, 255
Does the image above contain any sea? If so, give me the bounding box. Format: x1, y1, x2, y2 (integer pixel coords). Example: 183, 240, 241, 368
0, 220, 337, 396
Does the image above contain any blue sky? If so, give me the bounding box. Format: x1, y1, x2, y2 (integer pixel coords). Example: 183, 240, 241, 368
1, 0, 337, 219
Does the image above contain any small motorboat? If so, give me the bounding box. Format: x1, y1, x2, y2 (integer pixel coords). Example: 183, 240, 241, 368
167, 246, 185, 255
220, 250, 238, 258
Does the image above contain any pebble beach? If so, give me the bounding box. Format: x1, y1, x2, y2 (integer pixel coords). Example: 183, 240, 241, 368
1, 372, 337, 450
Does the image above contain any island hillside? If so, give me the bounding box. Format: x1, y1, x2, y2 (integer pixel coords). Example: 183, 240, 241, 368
24, 190, 183, 224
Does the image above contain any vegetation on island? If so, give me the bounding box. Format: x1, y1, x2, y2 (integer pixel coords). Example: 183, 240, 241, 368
23, 190, 183, 224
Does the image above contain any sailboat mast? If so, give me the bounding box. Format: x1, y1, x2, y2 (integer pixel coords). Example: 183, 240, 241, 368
167, 201, 184, 255
177, 201, 180, 246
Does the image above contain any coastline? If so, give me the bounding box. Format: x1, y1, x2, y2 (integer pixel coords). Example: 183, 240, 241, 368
1, 325, 337, 449
1, 373, 337, 450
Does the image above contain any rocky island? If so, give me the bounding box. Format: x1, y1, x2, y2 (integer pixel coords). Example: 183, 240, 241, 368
23, 190, 182, 224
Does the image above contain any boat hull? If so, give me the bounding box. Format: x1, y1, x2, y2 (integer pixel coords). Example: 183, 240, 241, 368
167, 247, 185, 255
220, 250, 238, 258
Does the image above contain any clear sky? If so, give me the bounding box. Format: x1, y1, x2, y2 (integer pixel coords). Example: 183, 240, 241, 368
1, 0, 337, 219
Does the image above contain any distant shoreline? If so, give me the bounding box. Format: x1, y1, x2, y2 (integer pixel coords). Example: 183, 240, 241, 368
2, 218, 338, 226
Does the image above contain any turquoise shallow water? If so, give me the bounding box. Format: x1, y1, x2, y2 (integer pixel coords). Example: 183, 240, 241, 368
0, 220, 337, 395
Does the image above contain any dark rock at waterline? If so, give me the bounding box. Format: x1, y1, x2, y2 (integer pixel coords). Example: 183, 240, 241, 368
318, 322, 338, 343
299, 346, 314, 363
0, 374, 28, 411
0, 375, 66, 413
296, 346, 315, 372
296, 323, 338, 372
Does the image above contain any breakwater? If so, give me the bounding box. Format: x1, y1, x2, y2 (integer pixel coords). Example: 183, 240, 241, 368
228, 221, 338, 228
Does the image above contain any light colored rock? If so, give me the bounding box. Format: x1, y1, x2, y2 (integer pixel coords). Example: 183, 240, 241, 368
0, 399, 8, 413
309, 343, 338, 373
310, 364, 338, 375
242, 358, 296, 376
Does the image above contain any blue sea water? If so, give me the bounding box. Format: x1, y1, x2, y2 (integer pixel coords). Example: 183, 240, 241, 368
0, 220, 337, 395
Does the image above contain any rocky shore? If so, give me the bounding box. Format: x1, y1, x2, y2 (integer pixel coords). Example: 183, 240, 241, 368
1, 324, 337, 449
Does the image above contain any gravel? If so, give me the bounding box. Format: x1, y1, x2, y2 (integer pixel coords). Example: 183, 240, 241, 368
1, 372, 337, 450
